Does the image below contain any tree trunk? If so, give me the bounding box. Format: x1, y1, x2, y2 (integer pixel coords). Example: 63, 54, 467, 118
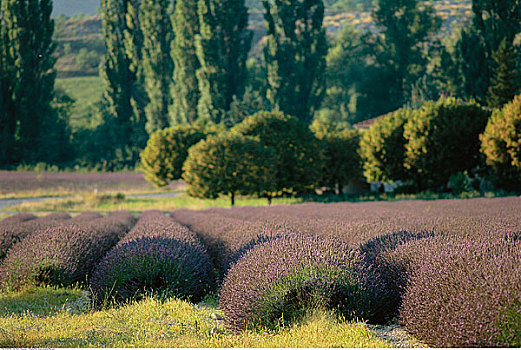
230, 191, 235, 206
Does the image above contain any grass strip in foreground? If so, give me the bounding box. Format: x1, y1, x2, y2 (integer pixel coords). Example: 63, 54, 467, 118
0, 287, 390, 348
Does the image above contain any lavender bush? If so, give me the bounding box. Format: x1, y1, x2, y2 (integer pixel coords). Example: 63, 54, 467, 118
358, 230, 435, 323
399, 236, 521, 347
219, 234, 372, 332
0, 211, 135, 291
171, 210, 286, 277
89, 210, 214, 304
0, 212, 72, 261
0, 213, 37, 225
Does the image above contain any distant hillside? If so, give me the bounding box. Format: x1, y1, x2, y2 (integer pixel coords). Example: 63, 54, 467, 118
53, 0, 99, 17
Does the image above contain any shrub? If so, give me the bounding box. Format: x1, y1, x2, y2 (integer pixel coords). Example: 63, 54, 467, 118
90, 210, 214, 304
0, 211, 135, 291
232, 111, 324, 195
219, 234, 371, 332
358, 230, 435, 323
359, 109, 411, 183
400, 237, 521, 347
0, 213, 37, 225
182, 133, 277, 206
0, 212, 72, 261
170, 209, 287, 277
140, 125, 206, 187
71, 211, 104, 222
403, 98, 491, 190
313, 126, 362, 194
480, 94, 521, 191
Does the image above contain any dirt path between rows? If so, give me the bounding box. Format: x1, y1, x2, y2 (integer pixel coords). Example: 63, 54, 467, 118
366, 323, 427, 348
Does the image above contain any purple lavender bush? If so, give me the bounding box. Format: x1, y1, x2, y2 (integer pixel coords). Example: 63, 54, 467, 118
219, 234, 372, 332
358, 230, 435, 323
171, 210, 286, 277
0, 211, 135, 291
89, 210, 214, 305
0, 213, 37, 225
399, 236, 521, 347
71, 211, 104, 221
0, 212, 72, 261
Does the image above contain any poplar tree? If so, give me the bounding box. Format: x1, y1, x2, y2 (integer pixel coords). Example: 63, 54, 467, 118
487, 39, 520, 109
0, 0, 65, 164
196, 0, 252, 124
141, 0, 175, 134
373, 0, 440, 110
448, 0, 521, 103
171, 0, 200, 125
100, 0, 146, 166
263, 0, 328, 124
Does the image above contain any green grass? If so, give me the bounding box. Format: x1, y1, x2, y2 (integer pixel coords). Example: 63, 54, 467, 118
3, 188, 512, 214
3, 192, 304, 213
55, 76, 103, 131
0, 288, 390, 348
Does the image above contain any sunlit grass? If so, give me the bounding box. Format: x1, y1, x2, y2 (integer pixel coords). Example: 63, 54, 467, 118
0, 288, 390, 348
3, 192, 304, 213
55, 76, 103, 131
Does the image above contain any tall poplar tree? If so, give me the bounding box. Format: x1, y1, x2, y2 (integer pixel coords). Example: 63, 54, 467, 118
0, 0, 65, 164
171, 0, 200, 125
100, 0, 146, 166
487, 39, 520, 109
141, 0, 175, 134
263, 0, 328, 124
448, 0, 521, 103
196, 0, 252, 124
373, 0, 440, 110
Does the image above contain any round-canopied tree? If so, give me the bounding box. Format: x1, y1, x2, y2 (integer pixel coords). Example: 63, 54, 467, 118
140, 125, 206, 187
360, 109, 411, 184
182, 132, 277, 206
233, 111, 324, 195
312, 123, 362, 194
480, 94, 521, 191
404, 98, 491, 190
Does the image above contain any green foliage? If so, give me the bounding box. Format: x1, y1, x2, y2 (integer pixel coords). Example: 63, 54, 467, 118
99, 0, 147, 168
224, 87, 267, 127
141, 0, 174, 134
233, 111, 324, 195
263, 0, 327, 124
182, 132, 276, 206
323, 25, 366, 124
448, 171, 470, 195
404, 98, 491, 190
360, 109, 411, 183
313, 123, 362, 194
195, 0, 252, 124
140, 125, 206, 187
0, 0, 69, 165
446, 0, 521, 104
373, 0, 441, 109
487, 39, 521, 109
75, 48, 100, 70
171, 0, 201, 125
480, 94, 521, 191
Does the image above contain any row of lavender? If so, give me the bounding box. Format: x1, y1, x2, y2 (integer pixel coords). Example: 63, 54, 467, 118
171, 197, 521, 347
0, 211, 214, 306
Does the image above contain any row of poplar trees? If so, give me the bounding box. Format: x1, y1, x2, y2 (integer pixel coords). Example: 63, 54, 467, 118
99, 0, 327, 168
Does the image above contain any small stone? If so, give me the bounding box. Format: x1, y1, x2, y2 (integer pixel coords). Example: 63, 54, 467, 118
211, 312, 223, 320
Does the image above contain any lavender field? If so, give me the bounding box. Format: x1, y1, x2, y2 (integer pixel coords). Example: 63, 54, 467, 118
0, 197, 520, 347
0, 170, 182, 197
